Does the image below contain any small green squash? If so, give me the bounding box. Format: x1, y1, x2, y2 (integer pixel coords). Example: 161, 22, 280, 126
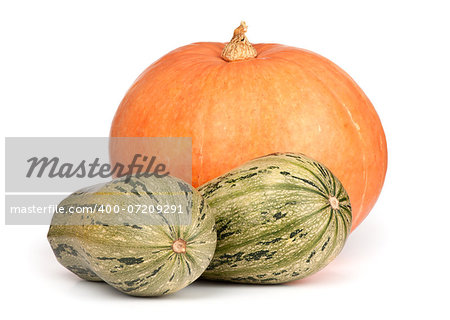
48, 175, 216, 296
198, 153, 351, 284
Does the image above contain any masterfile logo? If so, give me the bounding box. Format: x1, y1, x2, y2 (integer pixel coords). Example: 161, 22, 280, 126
4, 137, 192, 225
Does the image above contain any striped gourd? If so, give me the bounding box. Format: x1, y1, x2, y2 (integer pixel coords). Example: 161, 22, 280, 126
48, 175, 216, 296
198, 153, 351, 284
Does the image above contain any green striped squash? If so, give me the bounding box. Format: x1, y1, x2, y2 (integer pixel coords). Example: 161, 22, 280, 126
198, 153, 351, 284
48, 175, 216, 296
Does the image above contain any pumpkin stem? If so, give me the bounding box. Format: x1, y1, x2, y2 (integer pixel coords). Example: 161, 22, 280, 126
221, 21, 257, 62
172, 239, 187, 254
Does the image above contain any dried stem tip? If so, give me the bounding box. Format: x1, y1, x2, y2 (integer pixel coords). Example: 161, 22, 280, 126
172, 239, 187, 254
221, 21, 257, 62
329, 196, 340, 210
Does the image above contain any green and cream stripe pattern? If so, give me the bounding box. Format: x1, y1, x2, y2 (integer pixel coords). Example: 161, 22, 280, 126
48, 175, 217, 296
198, 153, 351, 284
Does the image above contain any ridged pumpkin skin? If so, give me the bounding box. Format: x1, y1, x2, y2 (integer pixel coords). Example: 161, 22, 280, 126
110, 40, 387, 231
198, 153, 351, 284
47, 175, 216, 296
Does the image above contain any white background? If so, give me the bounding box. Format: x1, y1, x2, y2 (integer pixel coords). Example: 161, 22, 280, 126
1, 0, 449, 319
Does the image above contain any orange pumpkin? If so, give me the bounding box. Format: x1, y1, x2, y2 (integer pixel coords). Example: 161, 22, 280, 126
110, 22, 387, 231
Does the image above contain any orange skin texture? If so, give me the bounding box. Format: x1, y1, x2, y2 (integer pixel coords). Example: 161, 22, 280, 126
110, 42, 388, 231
